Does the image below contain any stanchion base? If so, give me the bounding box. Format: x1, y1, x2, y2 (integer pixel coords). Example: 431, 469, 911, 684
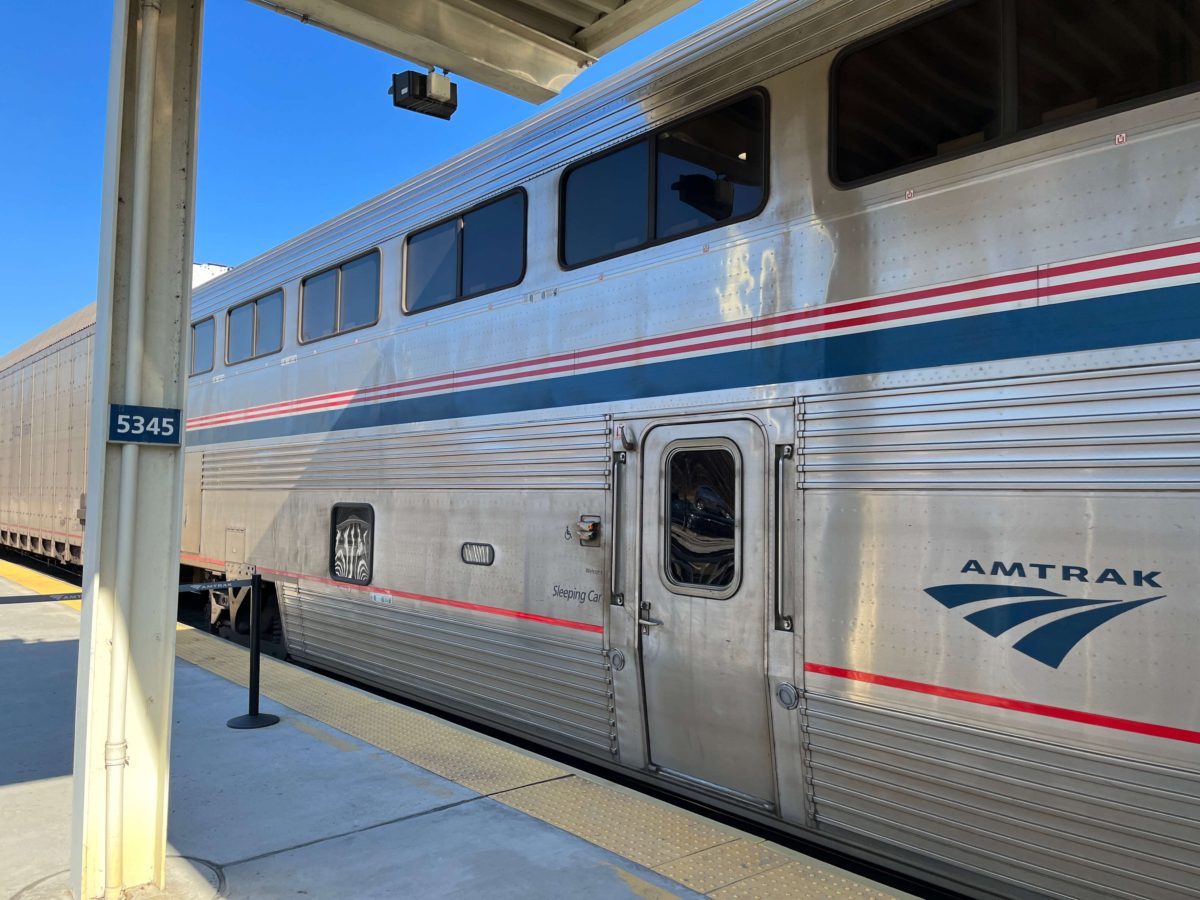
227, 713, 280, 730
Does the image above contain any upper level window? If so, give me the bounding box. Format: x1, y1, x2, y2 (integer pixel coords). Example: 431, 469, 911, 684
562, 143, 650, 268
301, 251, 380, 343
226, 290, 284, 364
561, 92, 766, 269
405, 190, 526, 314
190, 318, 214, 375
1016, 0, 1200, 130
833, 0, 1200, 186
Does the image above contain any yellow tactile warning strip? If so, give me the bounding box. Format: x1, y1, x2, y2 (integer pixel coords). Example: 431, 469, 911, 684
655, 839, 795, 893
496, 775, 738, 868
0, 557, 82, 608
176, 629, 565, 795
175, 628, 906, 898
0, 558, 188, 628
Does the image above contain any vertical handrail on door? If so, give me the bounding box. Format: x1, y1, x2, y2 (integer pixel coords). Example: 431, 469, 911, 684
610, 450, 627, 606
773, 444, 794, 632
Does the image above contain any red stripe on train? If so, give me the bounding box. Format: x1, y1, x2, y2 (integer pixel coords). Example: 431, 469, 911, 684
180, 553, 226, 568
180, 555, 602, 633
256, 567, 604, 634
805, 662, 1200, 745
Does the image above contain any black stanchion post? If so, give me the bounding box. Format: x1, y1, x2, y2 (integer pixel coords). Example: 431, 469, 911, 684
227, 572, 280, 730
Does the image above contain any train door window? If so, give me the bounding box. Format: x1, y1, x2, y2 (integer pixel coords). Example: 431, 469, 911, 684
561, 141, 650, 267
1015, 0, 1200, 130
300, 251, 380, 343
656, 94, 766, 240
405, 190, 527, 314
665, 446, 739, 594
833, 0, 1003, 185
190, 318, 214, 375
330, 503, 374, 585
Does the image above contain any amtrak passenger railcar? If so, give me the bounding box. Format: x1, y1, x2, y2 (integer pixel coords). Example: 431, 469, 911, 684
6, 0, 1200, 896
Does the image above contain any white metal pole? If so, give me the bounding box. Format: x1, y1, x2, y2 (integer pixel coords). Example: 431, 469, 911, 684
104, 2, 159, 896
72, 1, 202, 895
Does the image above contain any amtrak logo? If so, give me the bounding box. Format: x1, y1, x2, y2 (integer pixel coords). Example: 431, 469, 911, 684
926, 560, 1163, 668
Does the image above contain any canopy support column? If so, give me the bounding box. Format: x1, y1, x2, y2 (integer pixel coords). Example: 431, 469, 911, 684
70, 1, 203, 896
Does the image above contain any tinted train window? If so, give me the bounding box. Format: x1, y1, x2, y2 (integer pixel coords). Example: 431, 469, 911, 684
666, 448, 737, 590
340, 255, 380, 331
406, 220, 457, 312
227, 303, 254, 364
834, 0, 1003, 184
301, 252, 380, 342
406, 190, 526, 314
190, 318, 214, 375
833, 0, 1200, 185
1016, 0, 1200, 130
656, 94, 765, 239
561, 92, 767, 269
330, 503, 374, 585
255, 291, 284, 356
227, 289, 284, 364
462, 192, 525, 297
301, 269, 337, 341
562, 142, 650, 267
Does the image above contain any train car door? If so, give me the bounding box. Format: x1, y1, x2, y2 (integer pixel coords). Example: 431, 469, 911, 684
638, 420, 774, 808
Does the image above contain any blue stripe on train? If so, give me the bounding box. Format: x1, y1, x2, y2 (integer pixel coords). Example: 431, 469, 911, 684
187, 281, 1200, 447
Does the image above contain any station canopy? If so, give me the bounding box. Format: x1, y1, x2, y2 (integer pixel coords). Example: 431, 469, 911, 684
253, 0, 701, 102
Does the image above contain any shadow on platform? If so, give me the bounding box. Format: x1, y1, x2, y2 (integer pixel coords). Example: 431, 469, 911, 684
0, 637, 77, 786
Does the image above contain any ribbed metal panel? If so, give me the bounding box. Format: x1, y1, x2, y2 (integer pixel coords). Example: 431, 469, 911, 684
0, 315, 93, 563
280, 585, 616, 756
804, 694, 1200, 900
800, 363, 1200, 490
201, 417, 611, 491
278, 582, 308, 652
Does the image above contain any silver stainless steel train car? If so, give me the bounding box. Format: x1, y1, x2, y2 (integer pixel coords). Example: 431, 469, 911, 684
7, 0, 1200, 895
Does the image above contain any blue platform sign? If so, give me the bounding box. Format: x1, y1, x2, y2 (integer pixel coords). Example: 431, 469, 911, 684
108, 404, 182, 446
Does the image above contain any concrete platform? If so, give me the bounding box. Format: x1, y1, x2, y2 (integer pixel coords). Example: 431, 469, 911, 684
0, 557, 905, 899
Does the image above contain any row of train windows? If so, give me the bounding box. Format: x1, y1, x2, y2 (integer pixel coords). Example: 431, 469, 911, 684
191, 0, 1200, 374
189, 90, 766, 375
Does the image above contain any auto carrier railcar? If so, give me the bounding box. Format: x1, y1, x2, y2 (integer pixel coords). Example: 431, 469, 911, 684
6, 0, 1200, 896
0, 306, 94, 564
0, 264, 227, 563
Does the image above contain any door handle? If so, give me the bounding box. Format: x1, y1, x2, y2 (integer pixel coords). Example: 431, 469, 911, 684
638, 615, 663, 633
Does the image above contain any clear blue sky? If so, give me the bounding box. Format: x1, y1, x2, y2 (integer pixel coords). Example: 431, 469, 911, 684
0, 0, 749, 358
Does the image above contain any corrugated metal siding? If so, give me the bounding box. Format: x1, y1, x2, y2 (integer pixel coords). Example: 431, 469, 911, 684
201, 417, 611, 490
804, 694, 1200, 900
282, 585, 616, 755
799, 363, 1200, 490
0, 318, 93, 562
